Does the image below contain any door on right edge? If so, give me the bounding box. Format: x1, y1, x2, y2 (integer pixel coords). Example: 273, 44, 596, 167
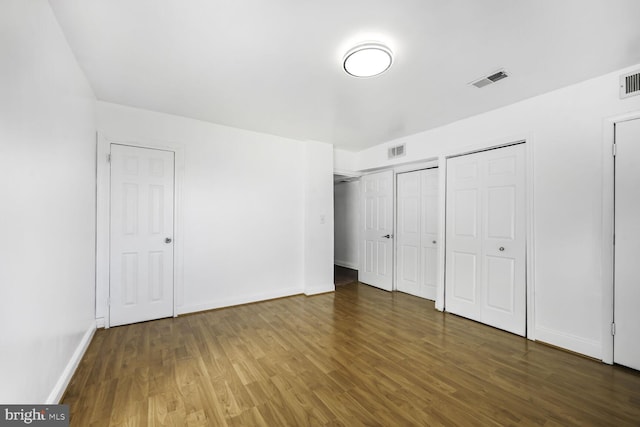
614, 118, 640, 371
445, 143, 526, 336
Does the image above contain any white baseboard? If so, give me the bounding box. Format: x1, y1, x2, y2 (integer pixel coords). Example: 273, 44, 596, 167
534, 326, 601, 360
334, 260, 358, 270
96, 317, 105, 328
304, 283, 335, 296
177, 286, 303, 315
46, 322, 96, 404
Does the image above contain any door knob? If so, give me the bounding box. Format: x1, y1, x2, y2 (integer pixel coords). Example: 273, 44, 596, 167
432, 240, 437, 244
499, 246, 505, 251
383, 234, 393, 239
165, 237, 173, 244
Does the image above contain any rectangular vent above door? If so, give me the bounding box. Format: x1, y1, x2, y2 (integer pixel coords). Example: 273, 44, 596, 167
620, 70, 640, 99
470, 69, 509, 88
388, 144, 406, 159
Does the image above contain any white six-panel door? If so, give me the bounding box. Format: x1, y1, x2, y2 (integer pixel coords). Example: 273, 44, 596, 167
614, 118, 640, 370
110, 144, 175, 327
397, 171, 421, 295
359, 170, 394, 291
445, 144, 526, 336
397, 168, 439, 300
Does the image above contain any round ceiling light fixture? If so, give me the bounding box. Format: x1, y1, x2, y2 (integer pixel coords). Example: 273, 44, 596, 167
343, 42, 393, 78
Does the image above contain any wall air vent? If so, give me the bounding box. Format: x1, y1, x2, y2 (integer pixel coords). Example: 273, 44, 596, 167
470, 69, 509, 88
620, 69, 640, 99
388, 144, 406, 159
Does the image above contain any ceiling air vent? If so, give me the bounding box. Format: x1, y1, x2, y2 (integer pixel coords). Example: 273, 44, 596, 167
620, 69, 640, 99
470, 69, 509, 88
388, 144, 406, 159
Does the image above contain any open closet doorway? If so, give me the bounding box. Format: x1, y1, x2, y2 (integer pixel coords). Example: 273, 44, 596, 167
333, 174, 359, 286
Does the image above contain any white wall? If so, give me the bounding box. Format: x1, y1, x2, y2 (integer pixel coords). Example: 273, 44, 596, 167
356, 64, 640, 359
0, 0, 97, 403
304, 141, 335, 295
334, 148, 357, 173
97, 101, 334, 315
334, 181, 360, 269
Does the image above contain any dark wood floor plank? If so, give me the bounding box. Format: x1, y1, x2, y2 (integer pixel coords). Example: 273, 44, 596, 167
63, 282, 640, 426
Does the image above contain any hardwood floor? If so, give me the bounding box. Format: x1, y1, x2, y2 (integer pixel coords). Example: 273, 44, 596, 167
334, 265, 358, 286
63, 283, 640, 426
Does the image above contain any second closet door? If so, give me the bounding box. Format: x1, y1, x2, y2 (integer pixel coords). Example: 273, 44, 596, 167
397, 168, 438, 300
445, 144, 526, 336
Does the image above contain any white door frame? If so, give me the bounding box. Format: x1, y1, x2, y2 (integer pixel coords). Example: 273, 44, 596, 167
601, 111, 640, 364
96, 133, 185, 328
436, 135, 536, 340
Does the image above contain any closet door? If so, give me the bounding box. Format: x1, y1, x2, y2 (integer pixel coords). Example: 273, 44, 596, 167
397, 168, 439, 300
421, 168, 439, 300
614, 118, 640, 370
445, 154, 483, 320
445, 144, 526, 336
360, 170, 394, 291
397, 171, 422, 296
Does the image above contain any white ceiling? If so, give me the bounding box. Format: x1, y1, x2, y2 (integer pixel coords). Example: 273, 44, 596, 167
49, 0, 640, 151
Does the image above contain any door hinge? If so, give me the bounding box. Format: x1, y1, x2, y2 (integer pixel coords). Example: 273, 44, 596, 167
612, 143, 617, 157
611, 322, 616, 336
107, 153, 111, 163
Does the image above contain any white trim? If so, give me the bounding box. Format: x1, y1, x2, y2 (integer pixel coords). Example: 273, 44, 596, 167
392, 158, 438, 174
602, 116, 615, 364
391, 171, 397, 291
536, 326, 601, 360
96, 317, 105, 329
525, 138, 536, 341
437, 132, 530, 159
360, 156, 439, 174
357, 177, 362, 273
305, 284, 336, 296
435, 135, 535, 341
177, 287, 303, 315
333, 168, 361, 178
96, 137, 110, 327
46, 322, 95, 404
435, 156, 447, 311
601, 110, 640, 364
334, 260, 358, 270
96, 133, 185, 328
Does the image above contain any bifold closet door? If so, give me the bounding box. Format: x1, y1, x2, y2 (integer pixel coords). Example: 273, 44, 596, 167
397, 168, 438, 300
614, 118, 640, 371
445, 144, 526, 336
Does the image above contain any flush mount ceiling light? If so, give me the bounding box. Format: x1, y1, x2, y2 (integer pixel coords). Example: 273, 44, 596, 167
343, 42, 393, 78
